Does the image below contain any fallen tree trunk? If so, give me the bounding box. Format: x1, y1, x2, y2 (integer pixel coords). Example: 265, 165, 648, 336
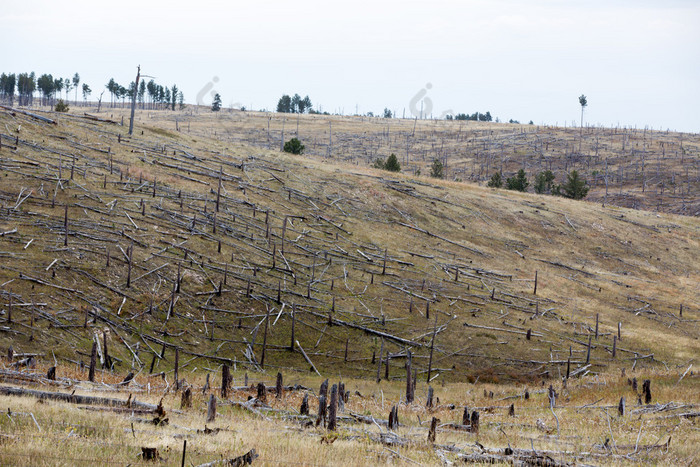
0, 106, 57, 125
0, 385, 156, 410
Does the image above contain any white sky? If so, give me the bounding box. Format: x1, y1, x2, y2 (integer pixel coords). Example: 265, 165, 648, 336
2, 0, 699, 132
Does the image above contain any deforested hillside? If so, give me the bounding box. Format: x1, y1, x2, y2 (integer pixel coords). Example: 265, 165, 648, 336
1, 106, 697, 383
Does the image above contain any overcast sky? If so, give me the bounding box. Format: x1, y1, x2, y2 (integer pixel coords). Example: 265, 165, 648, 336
2, 0, 699, 132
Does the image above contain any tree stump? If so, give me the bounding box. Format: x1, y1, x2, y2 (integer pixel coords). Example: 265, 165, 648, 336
257, 382, 266, 403
88, 342, 97, 382
316, 394, 327, 427
618, 396, 625, 417
328, 384, 338, 431
47, 366, 56, 381
141, 447, 159, 461
388, 405, 399, 430
300, 394, 309, 415
206, 394, 216, 422
462, 407, 470, 426
276, 372, 283, 399
642, 380, 652, 404
221, 364, 230, 398
426, 386, 434, 409
181, 387, 192, 409
428, 417, 439, 443
470, 411, 480, 434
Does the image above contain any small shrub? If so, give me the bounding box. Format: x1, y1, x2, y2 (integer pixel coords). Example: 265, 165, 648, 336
283, 137, 304, 155
506, 169, 529, 192
534, 170, 555, 194
54, 99, 69, 112
487, 172, 503, 188
430, 159, 443, 179
384, 154, 400, 172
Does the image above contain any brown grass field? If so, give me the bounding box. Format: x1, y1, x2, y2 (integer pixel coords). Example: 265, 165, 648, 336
0, 104, 697, 465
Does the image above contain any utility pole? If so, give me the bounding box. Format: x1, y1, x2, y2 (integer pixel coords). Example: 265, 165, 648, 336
128, 65, 141, 136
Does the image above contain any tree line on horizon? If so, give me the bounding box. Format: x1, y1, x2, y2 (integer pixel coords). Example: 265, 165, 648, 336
0, 71, 184, 112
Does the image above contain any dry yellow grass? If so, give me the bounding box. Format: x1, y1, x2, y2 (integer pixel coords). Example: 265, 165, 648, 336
0, 362, 697, 466
0, 105, 697, 465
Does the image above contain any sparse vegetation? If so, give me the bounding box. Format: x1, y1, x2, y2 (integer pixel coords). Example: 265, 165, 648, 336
283, 137, 305, 154
0, 102, 696, 467
506, 168, 529, 191
487, 172, 503, 188
211, 92, 222, 111
534, 170, 556, 194
54, 99, 69, 112
559, 169, 590, 199
430, 158, 444, 178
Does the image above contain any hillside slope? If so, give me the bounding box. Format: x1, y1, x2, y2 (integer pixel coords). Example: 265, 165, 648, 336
0, 107, 698, 384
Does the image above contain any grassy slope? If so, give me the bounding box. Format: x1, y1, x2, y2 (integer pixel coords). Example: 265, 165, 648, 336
0, 107, 698, 465
0, 107, 698, 382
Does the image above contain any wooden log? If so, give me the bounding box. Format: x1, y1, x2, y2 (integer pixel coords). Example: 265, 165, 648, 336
328, 384, 338, 431
0, 105, 56, 124
296, 340, 321, 376
206, 394, 216, 422
0, 385, 156, 410
194, 449, 258, 467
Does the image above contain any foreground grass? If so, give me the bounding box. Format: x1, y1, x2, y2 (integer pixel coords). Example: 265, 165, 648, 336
0, 363, 697, 465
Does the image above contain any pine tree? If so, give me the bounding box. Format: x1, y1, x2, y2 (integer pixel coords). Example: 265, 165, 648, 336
487, 172, 503, 188
430, 159, 444, 178
506, 169, 529, 191
283, 137, 304, 154
211, 93, 222, 111
560, 170, 589, 199
384, 154, 401, 172
534, 170, 555, 194
72, 73, 80, 105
